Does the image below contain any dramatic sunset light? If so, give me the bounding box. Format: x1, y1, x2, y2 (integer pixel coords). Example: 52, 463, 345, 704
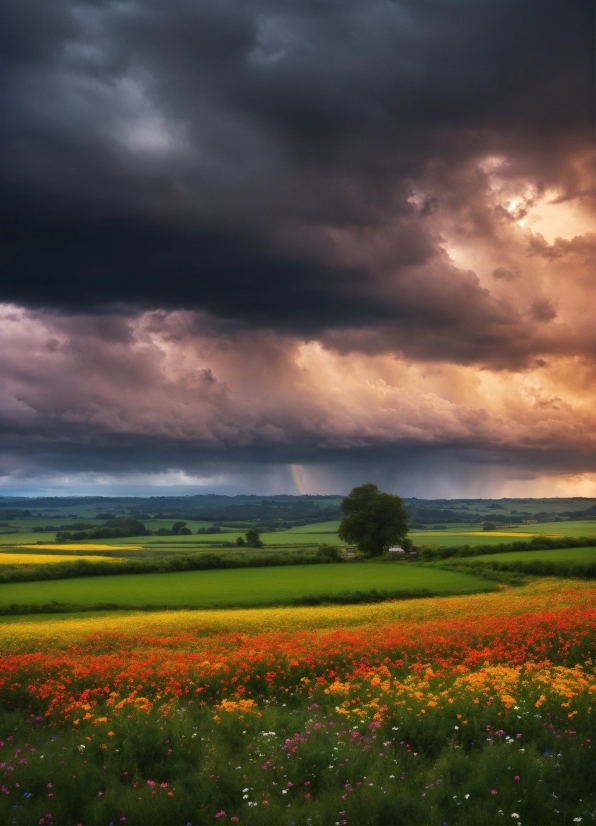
0, 0, 593, 496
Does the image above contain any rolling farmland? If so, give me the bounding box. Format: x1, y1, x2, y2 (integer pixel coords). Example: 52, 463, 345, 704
0, 562, 496, 611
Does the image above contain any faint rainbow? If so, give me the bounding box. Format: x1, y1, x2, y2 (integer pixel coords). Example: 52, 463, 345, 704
289, 464, 306, 495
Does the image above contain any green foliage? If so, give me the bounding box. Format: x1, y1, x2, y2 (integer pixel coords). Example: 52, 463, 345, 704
482, 522, 497, 531
454, 558, 595, 579
235, 536, 246, 547
338, 483, 409, 556
171, 521, 187, 535
418, 535, 594, 561
56, 518, 150, 541
245, 528, 263, 547
315, 543, 340, 561
0, 688, 593, 825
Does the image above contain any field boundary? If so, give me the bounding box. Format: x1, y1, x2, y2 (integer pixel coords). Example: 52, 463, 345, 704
439, 557, 595, 579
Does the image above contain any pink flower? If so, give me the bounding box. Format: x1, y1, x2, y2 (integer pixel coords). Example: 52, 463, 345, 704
514, 776, 520, 781
304, 781, 311, 786
215, 811, 226, 818
120, 819, 127, 823
160, 783, 168, 789
231, 819, 239, 823
491, 789, 497, 795
146, 780, 155, 787
305, 793, 311, 799
516, 733, 522, 738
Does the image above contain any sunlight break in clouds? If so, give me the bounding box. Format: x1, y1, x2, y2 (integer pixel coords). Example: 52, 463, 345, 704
0, 0, 593, 495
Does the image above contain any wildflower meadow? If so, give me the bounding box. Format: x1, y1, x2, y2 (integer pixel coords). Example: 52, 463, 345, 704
0, 579, 594, 825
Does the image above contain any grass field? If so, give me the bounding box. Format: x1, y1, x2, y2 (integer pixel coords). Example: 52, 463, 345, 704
0, 562, 496, 610
2, 519, 593, 558
463, 546, 596, 564
0, 579, 593, 826
409, 520, 595, 547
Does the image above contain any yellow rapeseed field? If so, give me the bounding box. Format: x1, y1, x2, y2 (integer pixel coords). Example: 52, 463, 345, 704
0, 553, 120, 565
20, 543, 144, 551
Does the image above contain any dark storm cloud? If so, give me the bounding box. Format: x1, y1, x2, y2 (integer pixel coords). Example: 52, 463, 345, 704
0, 0, 593, 359
0, 0, 593, 493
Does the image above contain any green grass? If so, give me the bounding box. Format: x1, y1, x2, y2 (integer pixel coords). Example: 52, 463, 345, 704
462, 546, 596, 564
3, 520, 593, 563
0, 562, 495, 611
506, 519, 595, 537
409, 520, 595, 547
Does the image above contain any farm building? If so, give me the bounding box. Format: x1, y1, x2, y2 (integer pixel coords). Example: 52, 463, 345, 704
388, 547, 418, 559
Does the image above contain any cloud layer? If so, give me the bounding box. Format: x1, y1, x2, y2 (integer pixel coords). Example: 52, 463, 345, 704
0, 0, 593, 493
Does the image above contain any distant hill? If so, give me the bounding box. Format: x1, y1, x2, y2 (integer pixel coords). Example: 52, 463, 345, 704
0, 494, 593, 527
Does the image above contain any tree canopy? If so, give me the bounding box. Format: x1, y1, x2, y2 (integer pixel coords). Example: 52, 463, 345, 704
338, 483, 409, 557
245, 528, 263, 548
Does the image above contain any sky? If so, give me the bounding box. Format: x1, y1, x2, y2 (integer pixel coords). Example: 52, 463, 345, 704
0, 0, 594, 499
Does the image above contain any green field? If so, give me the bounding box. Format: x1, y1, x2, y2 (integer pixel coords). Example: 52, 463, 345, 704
0, 562, 496, 611
1, 519, 593, 561
409, 520, 595, 547
462, 546, 596, 564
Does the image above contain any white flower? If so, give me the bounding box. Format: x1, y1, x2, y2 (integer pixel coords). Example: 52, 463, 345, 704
511, 815, 519, 819
454, 725, 459, 730
573, 819, 582, 823
242, 788, 249, 793
465, 794, 470, 799
282, 790, 287, 794
242, 794, 249, 799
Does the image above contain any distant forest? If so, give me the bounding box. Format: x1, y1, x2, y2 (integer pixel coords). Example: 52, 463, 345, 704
0, 494, 594, 529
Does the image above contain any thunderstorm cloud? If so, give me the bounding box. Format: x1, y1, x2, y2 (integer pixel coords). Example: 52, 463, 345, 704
0, 0, 594, 495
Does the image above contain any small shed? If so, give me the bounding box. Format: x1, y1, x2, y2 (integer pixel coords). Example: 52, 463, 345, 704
388, 547, 406, 556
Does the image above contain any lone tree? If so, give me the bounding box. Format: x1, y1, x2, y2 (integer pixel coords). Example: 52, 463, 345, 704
338, 483, 409, 557
245, 528, 263, 548
171, 521, 187, 535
